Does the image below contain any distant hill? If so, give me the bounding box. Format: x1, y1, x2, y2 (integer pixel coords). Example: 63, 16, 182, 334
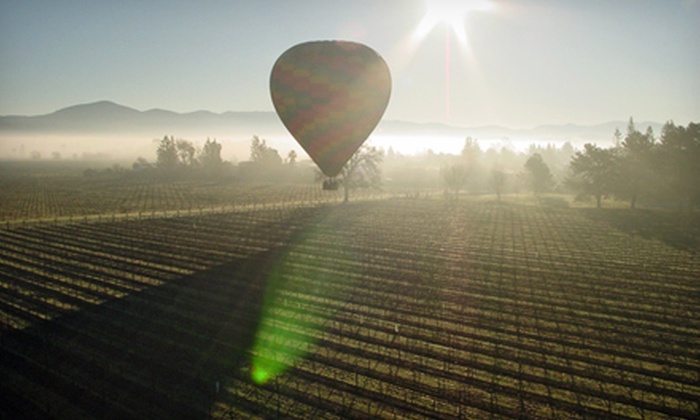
0, 101, 284, 137
0, 101, 666, 160
0, 100, 666, 141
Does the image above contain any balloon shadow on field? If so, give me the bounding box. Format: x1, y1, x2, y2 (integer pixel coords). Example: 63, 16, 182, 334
0, 243, 296, 419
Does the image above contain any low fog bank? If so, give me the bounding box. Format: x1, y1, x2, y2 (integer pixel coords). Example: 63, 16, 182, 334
0, 129, 580, 195
0, 130, 608, 164
0, 101, 657, 163
0, 132, 254, 163
2, 118, 697, 212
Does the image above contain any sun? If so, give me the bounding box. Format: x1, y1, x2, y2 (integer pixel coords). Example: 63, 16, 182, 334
400, 0, 498, 122
414, 0, 496, 45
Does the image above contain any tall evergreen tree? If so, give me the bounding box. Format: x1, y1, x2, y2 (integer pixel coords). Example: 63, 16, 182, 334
156, 135, 179, 170
199, 138, 223, 174
658, 122, 700, 212
615, 118, 656, 208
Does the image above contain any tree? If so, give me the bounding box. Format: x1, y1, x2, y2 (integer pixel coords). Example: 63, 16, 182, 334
132, 157, 152, 171
461, 137, 482, 165
176, 139, 196, 167
245, 135, 284, 181
156, 135, 198, 172
339, 144, 383, 203
199, 138, 223, 174
565, 144, 616, 208
491, 168, 507, 202
156, 135, 179, 170
250, 136, 282, 167
524, 153, 553, 196
613, 127, 622, 148
615, 118, 655, 208
460, 137, 482, 192
441, 164, 468, 199
657, 121, 700, 212
286, 150, 297, 166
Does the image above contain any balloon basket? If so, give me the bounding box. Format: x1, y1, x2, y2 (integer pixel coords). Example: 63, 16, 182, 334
322, 179, 339, 191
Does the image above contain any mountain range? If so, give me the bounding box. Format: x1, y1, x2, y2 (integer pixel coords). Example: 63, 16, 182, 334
0, 101, 665, 159
1, 100, 664, 139
0, 101, 278, 136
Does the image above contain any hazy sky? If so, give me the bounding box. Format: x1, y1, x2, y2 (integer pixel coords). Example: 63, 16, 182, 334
1, 0, 698, 128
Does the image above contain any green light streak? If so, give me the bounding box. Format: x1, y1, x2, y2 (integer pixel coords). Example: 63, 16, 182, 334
249, 209, 358, 386
250, 305, 310, 384
252, 366, 270, 385
249, 246, 321, 385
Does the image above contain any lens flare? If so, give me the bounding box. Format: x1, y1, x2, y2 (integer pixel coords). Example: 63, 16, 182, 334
252, 367, 270, 385
249, 214, 357, 386
250, 262, 314, 385
418, 0, 496, 47
406, 0, 497, 121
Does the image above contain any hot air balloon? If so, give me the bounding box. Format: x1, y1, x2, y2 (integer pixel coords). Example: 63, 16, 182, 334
270, 41, 391, 188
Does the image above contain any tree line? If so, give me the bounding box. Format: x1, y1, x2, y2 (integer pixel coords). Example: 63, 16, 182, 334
117, 118, 697, 211
130, 135, 304, 182
127, 135, 383, 202
430, 137, 571, 200
435, 119, 698, 211
241, 135, 384, 202
566, 120, 699, 210
131, 136, 227, 177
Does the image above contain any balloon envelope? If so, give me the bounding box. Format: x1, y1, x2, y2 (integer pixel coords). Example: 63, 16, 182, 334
270, 41, 391, 178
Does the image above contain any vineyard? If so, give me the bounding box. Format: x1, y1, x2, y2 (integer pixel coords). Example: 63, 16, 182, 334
0, 164, 352, 224
1, 174, 699, 418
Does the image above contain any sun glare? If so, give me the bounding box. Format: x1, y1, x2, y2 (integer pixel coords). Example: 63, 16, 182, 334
415, 0, 496, 45
405, 0, 497, 122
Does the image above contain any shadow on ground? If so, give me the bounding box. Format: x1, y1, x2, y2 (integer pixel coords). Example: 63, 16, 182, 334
538, 196, 570, 208
0, 216, 320, 419
580, 207, 700, 252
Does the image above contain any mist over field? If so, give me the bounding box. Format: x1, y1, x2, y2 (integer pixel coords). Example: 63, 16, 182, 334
0, 101, 665, 163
